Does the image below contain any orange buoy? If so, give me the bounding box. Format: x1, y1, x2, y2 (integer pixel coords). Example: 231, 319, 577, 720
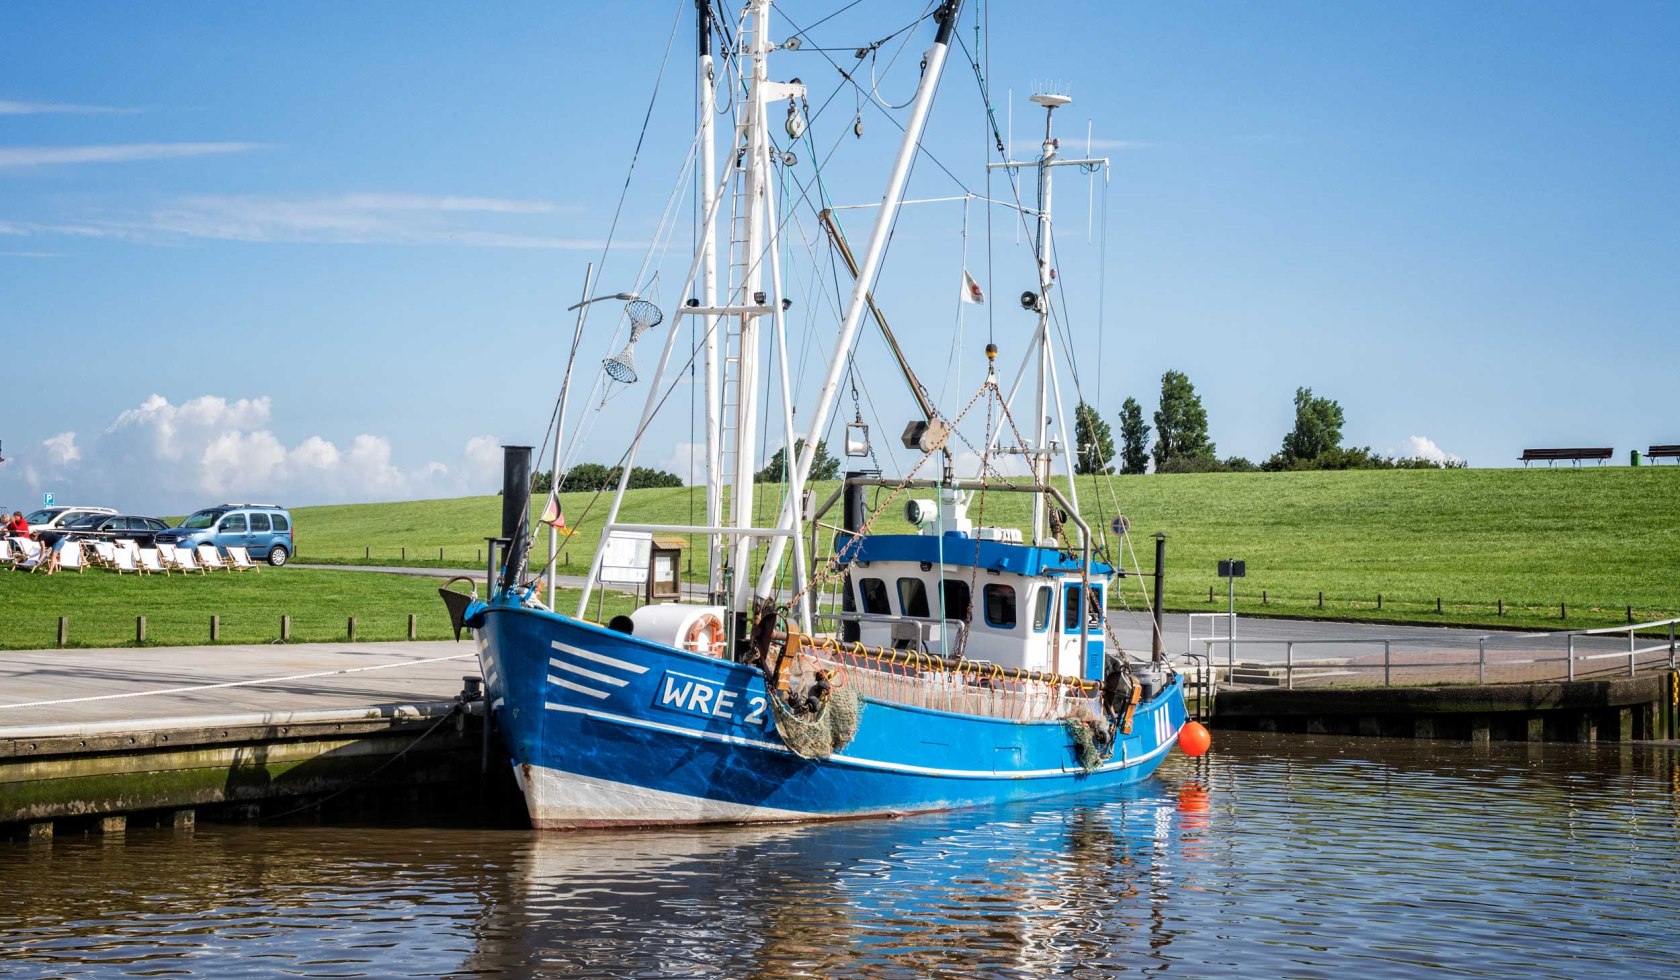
1178, 721, 1212, 757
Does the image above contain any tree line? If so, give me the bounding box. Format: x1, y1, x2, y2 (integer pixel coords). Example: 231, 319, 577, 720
533, 438, 842, 495
1074, 371, 1466, 475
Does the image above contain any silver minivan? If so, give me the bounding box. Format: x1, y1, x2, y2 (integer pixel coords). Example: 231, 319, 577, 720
154, 503, 295, 566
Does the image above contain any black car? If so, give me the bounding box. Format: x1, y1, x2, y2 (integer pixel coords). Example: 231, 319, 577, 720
43, 513, 174, 548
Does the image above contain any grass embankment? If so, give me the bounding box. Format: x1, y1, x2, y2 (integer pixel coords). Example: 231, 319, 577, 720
6, 467, 1670, 649
0, 568, 639, 651
290, 467, 1680, 631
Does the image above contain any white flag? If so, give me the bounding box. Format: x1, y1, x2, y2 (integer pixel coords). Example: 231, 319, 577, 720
960, 269, 985, 305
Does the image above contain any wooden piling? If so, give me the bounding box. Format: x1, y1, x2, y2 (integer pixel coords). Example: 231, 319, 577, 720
348, 617, 357, 642
280, 614, 292, 641
407, 614, 418, 641
57, 616, 68, 647
135, 616, 146, 644
171, 809, 196, 831
210, 615, 220, 642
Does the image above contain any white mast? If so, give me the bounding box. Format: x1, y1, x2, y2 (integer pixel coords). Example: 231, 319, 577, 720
987, 92, 1108, 545
697, 0, 723, 598
755, 0, 966, 608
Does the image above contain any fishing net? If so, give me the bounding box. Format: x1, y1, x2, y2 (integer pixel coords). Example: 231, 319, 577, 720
772, 686, 864, 759
1063, 707, 1115, 773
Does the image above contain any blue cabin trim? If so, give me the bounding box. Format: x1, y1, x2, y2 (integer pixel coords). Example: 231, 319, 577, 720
844, 533, 1115, 578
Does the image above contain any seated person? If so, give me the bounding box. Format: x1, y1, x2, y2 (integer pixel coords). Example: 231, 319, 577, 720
5, 511, 29, 538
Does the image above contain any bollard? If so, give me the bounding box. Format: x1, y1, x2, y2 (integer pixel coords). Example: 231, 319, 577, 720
401, 547, 406, 561
348, 617, 357, 641
1318, 591, 1323, 609
1262, 589, 1268, 606
1436, 597, 1442, 614
478, 548, 483, 563
136, 616, 146, 644
1561, 602, 1567, 620
210, 615, 220, 642
1498, 598, 1504, 617
365, 546, 370, 559
1208, 586, 1214, 603
56, 616, 68, 647
1377, 594, 1382, 611
1628, 605, 1634, 624
439, 547, 444, 562
280, 614, 292, 641
408, 613, 418, 641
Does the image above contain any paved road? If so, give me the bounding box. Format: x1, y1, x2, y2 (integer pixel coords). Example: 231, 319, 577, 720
0, 640, 478, 735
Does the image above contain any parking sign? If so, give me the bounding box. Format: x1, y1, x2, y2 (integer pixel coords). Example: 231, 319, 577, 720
43, 492, 54, 507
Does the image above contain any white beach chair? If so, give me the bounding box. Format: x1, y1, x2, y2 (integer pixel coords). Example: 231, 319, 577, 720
11, 538, 43, 568
225, 545, 260, 572
157, 542, 178, 566
138, 548, 169, 576
90, 540, 117, 568
196, 543, 229, 571
53, 540, 86, 575
174, 547, 205, 574
114, 539, 138, 562
0, 539, 13, 565
15, 540, 51, 573
111, 546, 139, 575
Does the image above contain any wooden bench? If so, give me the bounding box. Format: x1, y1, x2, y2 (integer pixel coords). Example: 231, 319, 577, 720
1647, 444, 1680, 463
1519, 447, 1613, 466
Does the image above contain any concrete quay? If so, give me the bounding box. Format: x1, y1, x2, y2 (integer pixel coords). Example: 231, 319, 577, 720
0, 640, 497, 839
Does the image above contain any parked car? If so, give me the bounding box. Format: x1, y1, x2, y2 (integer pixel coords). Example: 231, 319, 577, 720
19, 506, 117, 538
43, 513, 174, 548
154, 503, 295, 566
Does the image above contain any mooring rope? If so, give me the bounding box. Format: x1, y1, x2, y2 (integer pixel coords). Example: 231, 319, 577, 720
0, 653, 478, 711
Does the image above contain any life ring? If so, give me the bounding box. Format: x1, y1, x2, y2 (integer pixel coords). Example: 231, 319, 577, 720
683, 613, 727, 657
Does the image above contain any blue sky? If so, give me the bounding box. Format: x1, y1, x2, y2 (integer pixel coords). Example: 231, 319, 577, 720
3, 1, 1676, 514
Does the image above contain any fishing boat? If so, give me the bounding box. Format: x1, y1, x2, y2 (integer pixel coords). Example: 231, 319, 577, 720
446, 0, 1196, 829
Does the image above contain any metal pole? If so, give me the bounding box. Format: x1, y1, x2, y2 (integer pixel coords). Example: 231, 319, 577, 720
1670, 621, 1676, 670
1630, 627, 1637, 677
1151, 533, 1166, 660
1567, 634, 1575, 682
1383, 640, 1391, 686
755, 0, 965, 600
1285, 641, 1293, 690
697, 0, 723, 600
1227, 568, 1236, 671
1478, 637, 1486, 685
550, 261, 595, 610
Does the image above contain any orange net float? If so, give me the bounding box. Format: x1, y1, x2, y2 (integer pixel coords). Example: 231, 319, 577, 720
1178, 721, 1212, 757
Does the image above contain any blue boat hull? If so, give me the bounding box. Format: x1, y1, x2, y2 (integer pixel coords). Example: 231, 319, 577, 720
476, 598, 1188, 828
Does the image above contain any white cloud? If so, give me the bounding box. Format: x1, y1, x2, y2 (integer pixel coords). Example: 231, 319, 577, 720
0, 100, 137, 115
43, 432, 80, 464
1401, 435, 1460, 464
0, 142, 268, 168
44, 192, 622, 249
0, 392, 504, 512
653, 440, 706, 482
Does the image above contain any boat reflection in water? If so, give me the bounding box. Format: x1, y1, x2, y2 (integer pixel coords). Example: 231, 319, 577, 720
459, 778, 1204, 978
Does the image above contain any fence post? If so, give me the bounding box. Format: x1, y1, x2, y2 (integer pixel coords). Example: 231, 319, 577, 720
136, 616, 146, 644
439, 547, 444, 562
1383, 640, 1391, 686
365, 546, 369, 559
1628, 605, 1634, 624
1377, 593, 1382, 611
1567, 634, 1575, 682
1560, 602, 1566, 620
1285, 641, 1293, 690
1208, 586, 1213, 603
57, 616, 68, 647
1263, 589, 1268, 606
401, 547, 406, 561
1478, 638, 1486, 684
408, 613, 418, 641
348, 617, 357, 642
210, 615, 220, 642
1318, 591, 1323, 609
1498, 598, 1504, 617
280, 614, 291, 642
1436, 597, 1442, 614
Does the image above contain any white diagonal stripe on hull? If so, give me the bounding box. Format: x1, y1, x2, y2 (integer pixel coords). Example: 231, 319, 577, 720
548, 656, 629, 687
548, 675, 611, 700
550, 640, 649, 674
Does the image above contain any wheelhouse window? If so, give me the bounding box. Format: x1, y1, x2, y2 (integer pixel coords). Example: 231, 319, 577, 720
983, 584, 1017, 629
897, 577, 930, 618
942, 579, 971, 622
1032, 586, 1053, 632
1064, 585, 1082, 632
858, 577, 891, 615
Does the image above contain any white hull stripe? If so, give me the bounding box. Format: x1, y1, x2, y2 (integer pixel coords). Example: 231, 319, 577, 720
548, 657, 629, 687
550, 640, 649, 675
543, 700, 1170, 780
548, 676, 611, 700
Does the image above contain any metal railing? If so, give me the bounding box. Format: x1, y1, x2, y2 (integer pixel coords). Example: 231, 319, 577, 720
1200, 617, 1680, 690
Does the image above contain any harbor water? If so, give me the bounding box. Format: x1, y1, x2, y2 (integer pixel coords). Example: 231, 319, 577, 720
3, 732, 1677, 978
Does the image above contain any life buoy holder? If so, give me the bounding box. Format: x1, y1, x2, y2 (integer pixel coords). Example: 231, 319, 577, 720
683, 613, 727, 658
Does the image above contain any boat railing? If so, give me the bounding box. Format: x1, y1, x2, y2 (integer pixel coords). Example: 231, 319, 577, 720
1201, 616, 1680, 689
814, 610, 969, 652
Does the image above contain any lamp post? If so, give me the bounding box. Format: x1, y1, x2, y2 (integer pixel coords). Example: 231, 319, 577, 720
547, 263, 639, 609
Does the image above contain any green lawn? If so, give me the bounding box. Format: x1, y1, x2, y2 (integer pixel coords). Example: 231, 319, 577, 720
286, 467, 1680, 631
0, 566, 639, 650
10, 467, 1669, 649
